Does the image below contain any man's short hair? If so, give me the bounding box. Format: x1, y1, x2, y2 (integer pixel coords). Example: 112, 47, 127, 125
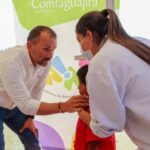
27, 25, 56, 44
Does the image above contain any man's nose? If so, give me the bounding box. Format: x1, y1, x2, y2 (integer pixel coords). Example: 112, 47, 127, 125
47, 51, 54, 58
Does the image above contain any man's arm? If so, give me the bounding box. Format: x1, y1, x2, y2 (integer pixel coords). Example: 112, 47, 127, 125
0, 61, 40, 115
0, 61, 88, 115
37, 96, 88, 115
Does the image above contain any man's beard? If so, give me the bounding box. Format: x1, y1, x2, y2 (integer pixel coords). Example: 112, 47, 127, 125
37, 58, 50, 66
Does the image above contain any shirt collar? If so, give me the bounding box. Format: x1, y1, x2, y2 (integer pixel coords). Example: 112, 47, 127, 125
23, 45, 35, 67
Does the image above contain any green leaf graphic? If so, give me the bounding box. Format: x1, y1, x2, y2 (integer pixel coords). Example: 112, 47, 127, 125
13, 0, 106, 30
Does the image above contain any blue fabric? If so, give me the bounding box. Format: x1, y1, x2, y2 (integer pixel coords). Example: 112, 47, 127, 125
0, 107, 41, 150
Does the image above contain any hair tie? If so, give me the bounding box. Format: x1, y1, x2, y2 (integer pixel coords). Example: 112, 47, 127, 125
107, 15, 110, 19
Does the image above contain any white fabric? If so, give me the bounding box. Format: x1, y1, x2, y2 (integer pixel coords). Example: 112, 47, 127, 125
88, 38, 150, 150
0, 45, 50, 115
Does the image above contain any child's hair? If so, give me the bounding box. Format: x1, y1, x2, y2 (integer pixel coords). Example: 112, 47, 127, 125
77, 65, 88, 85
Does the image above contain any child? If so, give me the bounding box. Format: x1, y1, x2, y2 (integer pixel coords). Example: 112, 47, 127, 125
74, 65, 116, 150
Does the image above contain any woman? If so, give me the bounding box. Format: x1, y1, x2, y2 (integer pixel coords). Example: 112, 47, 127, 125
76, 8, 150, 150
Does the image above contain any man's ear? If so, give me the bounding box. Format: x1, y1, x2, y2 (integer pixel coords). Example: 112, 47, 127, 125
27, 41, 32, 50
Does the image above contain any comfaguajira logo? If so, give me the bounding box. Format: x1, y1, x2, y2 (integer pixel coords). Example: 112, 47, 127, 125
31, 0, 98, 12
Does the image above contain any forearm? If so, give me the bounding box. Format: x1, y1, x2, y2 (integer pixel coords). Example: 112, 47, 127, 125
37, 95, 88, 115
78, 110, 91, 126
37, 102, 62, 115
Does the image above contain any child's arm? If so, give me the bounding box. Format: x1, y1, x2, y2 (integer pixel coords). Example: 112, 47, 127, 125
87, 141, 100, 150
78, 110, 101, 150
78, 110, 91, 126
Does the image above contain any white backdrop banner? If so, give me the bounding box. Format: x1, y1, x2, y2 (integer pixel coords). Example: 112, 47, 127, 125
12, 0, 119, 149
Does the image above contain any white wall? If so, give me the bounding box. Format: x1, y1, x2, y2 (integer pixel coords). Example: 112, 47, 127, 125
119, 0, 150, 39
0, 0, 15, 50
0, 0, 150, 49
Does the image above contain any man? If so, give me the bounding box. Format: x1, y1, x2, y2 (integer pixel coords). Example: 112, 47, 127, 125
0, 26, 87, 150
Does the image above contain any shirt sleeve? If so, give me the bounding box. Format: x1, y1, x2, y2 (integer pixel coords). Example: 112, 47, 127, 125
0, 61, 40, 115
86, 124, 103, 142
87, 59, 126, 138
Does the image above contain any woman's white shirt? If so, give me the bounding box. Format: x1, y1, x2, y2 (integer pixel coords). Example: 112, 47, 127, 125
88, 38, 150, 150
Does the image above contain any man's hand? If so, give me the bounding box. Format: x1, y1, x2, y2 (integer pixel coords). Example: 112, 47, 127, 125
60, 95, 89, 113
20, 118, 38, 138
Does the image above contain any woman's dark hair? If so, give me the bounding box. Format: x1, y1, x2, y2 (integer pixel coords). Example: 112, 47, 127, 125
77, 65, 88, 85
76, 9, 150, 65
27, 25, 56, 44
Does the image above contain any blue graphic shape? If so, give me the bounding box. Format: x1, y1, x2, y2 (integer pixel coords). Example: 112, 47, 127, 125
52, 56, 71, 79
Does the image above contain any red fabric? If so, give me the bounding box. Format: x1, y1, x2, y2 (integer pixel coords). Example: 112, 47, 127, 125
74, 113, 116, 150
